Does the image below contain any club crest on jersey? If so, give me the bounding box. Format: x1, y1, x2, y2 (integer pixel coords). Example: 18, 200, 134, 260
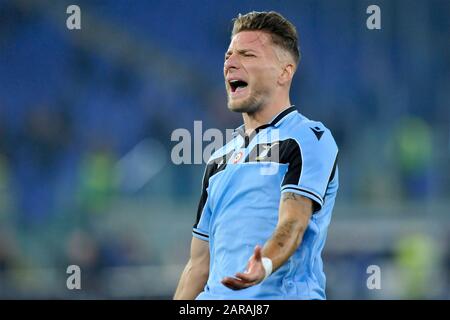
232, 151, 243, 164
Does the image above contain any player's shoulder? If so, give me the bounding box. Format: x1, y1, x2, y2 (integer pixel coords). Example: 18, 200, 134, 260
282, 111, 338, 152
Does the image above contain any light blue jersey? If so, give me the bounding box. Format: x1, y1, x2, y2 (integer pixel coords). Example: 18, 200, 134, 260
193, 107, 339, 300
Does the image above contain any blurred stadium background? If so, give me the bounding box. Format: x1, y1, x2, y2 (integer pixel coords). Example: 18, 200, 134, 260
0, 0, 449, 299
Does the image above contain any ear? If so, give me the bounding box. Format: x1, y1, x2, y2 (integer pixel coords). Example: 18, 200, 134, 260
278, 63, 295, 86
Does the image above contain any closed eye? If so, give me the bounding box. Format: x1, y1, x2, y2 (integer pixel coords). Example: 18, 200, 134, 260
239, 50, 257, 57
224, 50, 257, 60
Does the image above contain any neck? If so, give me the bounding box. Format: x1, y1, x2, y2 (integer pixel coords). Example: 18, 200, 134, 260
242, 98, 292, 135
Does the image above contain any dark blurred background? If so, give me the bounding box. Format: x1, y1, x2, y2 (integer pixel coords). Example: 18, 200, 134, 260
0, 0, 448, 299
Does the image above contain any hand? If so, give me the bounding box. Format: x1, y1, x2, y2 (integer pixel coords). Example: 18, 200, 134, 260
221, 245, 267, 290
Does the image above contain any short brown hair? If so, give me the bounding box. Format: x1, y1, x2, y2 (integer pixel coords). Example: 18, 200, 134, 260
231, 11, 301, 64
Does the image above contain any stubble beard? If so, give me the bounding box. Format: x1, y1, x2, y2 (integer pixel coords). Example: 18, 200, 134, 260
227, 89, 264, 114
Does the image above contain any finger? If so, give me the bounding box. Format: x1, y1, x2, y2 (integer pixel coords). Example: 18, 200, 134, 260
235, 272, 259, 282
221, 277, 245, 290
224, 275, 255, 285
221, 277, 254, 290
222, 280, 253, 290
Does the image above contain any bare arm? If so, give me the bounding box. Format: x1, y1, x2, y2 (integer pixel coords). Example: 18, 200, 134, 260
222, 192, 313, 289
174, 236, 210, 299
262, 192, 313, 271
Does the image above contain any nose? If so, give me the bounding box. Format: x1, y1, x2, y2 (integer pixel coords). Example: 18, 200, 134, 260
224, 53, 239, 74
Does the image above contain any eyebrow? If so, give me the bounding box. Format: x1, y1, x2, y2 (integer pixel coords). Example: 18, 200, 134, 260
225, 49, 258, 57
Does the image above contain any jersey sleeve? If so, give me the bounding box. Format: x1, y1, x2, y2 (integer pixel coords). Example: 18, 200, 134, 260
192, 162, 216, 241
280, 125, 338, 212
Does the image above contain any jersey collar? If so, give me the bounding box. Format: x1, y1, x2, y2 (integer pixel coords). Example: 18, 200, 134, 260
232, 105, 297, 138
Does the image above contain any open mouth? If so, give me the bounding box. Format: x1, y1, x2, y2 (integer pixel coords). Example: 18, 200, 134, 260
229, 79, 248, 93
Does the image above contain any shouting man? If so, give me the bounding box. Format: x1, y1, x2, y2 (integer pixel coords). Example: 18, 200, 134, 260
174, 11, 338, 300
